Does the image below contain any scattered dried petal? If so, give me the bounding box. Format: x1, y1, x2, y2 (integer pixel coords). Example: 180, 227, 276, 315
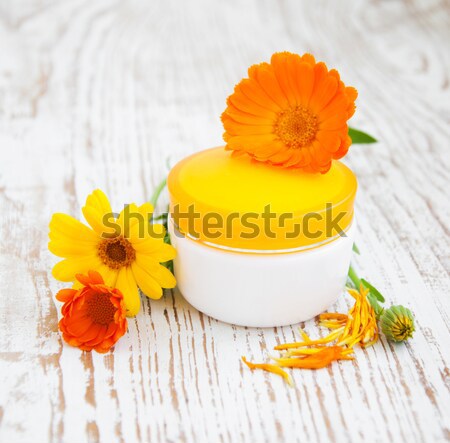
241, 356, 293, 386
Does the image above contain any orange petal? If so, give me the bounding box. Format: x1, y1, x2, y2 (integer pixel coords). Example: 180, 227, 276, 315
252, 141, 284, 160
295, 62, 315, 107
318, 93, 349, 122
239, 79, 281, 113
224, 123, 274, 137
316, 132, 341, 153
222, 107, 273, 126
87, 270, 104, 285
268, 147, 295, 165
56, 288, 76, 303
226, 134, 277, 149
65, 317, 92, 337
242, 356, 293, 386
271, 52, 299, 107
301, 53, 316, 65
310, 76, 339, 114
75, 322, 102, 342
252, 64, 290, 109
227, 90, 276, 119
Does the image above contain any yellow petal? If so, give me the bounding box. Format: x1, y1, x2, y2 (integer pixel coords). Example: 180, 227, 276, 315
132, 240, 176, 262
72, 279, 83, 290
52, 255, 103, 282
49, 213, 98, 243
138, 202, 154, 220
95, 264, 119, 288
82, 190, 118, 237
85, 189, 112, 215
123, 202, 157, 241
153, 264, 176, 288
135, 254, 176, 288
116, 203, 140, 237
82, 205, 108, 235
115, 266, 140, 316
131, 262, 163, 299
150, 243, 176, 262
48, 239, 97, 258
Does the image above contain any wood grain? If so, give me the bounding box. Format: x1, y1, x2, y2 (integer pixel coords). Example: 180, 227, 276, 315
0, 0, 449, 442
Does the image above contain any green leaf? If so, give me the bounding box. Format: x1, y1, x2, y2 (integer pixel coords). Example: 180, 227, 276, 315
348, 127, 377, 144
361, 278, 385, 303
352, 243, 360, 254
367, 292, 384, 319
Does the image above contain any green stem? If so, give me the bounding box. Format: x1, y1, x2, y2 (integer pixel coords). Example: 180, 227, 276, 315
348, 264, 361, 289
150, 178, 167, 207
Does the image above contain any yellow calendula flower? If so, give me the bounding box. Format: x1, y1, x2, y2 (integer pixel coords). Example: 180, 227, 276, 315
49, 189, 176, 316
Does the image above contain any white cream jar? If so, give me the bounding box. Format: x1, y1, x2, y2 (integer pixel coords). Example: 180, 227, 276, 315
167, 147, 357, 327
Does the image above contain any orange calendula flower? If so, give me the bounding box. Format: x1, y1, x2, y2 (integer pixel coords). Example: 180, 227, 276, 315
221, 52, 357, 173
56, 270, 127, 353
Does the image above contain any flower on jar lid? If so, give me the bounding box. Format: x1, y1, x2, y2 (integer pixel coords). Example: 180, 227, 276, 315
221, 52, 357, 173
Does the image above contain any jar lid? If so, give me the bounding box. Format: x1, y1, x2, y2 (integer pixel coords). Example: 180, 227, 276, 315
168, 147, 357, 252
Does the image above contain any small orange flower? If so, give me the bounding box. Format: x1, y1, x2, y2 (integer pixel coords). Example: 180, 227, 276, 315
221, 52, 357, 173
56, 270, 127, 353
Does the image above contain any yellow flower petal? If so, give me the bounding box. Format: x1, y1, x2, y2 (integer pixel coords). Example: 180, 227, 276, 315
147, 243, 176, 262
49, 213, 98, 243
153, 264, 176, 288
122, 202, 157, 241
95, 264, 120, 288
82, 190, 119, 237
115, 266, 140, 317
52, 255, 103, 282
131, 223, 166, 243
138, 255, 176, 287
134, 254, 176, 288
132, 240, 176, 262
131, 262, 163, 299
48, 239, 97, 258
116, 203, 140, 237
82, 205, 108, 235
85, 189, 113, 215
137, 202, 154, 219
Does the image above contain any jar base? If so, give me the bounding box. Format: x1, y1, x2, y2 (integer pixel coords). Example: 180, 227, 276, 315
169, 219, 356, 328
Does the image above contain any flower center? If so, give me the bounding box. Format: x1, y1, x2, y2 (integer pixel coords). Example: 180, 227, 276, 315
86, 292, 116, 326
274, 106, 318, 149
98, 236, 136, 269
394, 321, 414, 340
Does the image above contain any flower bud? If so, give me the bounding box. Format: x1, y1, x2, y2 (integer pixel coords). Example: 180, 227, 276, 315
380, 305, 415, 342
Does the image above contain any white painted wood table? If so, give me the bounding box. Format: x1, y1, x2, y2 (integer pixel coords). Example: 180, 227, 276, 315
0, 1, 449, 442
